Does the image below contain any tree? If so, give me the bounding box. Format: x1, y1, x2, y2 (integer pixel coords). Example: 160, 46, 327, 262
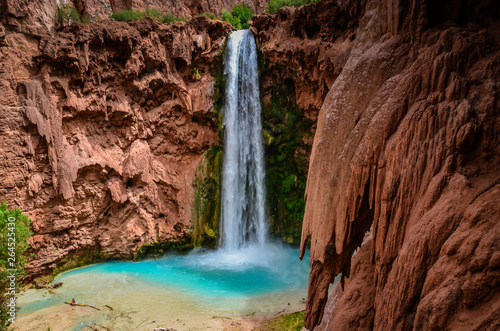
0, 202, 33, 329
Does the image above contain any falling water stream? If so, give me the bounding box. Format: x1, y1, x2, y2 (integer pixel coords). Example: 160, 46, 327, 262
221, 29, 267, 250
15, 30, 310, 331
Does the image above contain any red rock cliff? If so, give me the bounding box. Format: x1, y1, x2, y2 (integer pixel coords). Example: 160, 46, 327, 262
272, 0, 500, 329
0, 0, 266, 36
0, 16, 231, 277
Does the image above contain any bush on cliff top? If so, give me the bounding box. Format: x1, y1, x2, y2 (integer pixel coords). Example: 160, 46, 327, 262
222, 5, 253, 29
109, 8, 188, 23
0, 202, 33, 329
266, 0, 321, 13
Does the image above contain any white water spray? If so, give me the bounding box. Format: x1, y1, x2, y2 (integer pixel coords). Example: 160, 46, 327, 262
220, 30, 267, 250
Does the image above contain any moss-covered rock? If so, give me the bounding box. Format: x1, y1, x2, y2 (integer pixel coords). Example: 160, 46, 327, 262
135, 238, 193, 260
191, 146, 223, 248
50, 248, 103, 280
259, 58, 314, 245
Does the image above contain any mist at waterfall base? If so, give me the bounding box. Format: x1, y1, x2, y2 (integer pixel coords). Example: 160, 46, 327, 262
17, 30, 310, 329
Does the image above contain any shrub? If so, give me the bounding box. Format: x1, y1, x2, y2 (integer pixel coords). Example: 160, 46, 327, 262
57, 4, 85, 25
221, 5, 253, 30
144, 7, 164, 22
231, 5, 252, 29
221, 9, 239, 29
0, 202, 33, 329
266, 0, 321, 14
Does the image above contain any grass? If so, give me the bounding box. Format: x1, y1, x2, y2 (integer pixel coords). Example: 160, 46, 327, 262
260, 311, 305, 331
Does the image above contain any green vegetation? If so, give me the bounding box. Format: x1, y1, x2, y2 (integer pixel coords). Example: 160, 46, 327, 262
163, 13, 189, 23
260, 57, 314, 244
261, 310, 305, 330
50, 249, 103, 279
135, 239, 192, 260
193, 67, 201, 80
0, 202, 33, 329
199, 12, 218, 20
57, 4, 88, 24
192, 146, 223, 248
109, 9, 144, 22
222, 5, 253, 29
109, 8, 188, 23
266, 0, 321, 13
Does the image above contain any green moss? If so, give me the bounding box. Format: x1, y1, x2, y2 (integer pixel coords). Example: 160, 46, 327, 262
192, 146, 223, 248
213, 33, 230, 136
261, 310, 305, 331
135, 239, 192, 260
259, 56, 314, 245
50, 248, 103, 279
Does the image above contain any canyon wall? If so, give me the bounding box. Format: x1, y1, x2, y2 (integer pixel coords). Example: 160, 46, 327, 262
0, 14, 232, 277
280, 0, 500, 330
0, 0, 266, 36
252, 1, 364, 243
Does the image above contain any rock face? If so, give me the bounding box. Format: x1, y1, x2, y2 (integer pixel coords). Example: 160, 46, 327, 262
252, 0, 363, 117
292, 0, 500, 330
251, 1, 364, 243
0, 17, 231, 278
78, 0, 267, 23
0, 0, 266, 37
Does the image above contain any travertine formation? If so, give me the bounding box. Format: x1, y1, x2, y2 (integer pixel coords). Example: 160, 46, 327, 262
0, 15, 231, 277
295, 0, 500, 330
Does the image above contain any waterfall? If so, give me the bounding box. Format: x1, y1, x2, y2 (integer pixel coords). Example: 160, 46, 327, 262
220, 30, 267, 250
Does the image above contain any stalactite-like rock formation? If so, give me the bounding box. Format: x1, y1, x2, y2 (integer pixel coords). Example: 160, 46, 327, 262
294, 0, 500, 329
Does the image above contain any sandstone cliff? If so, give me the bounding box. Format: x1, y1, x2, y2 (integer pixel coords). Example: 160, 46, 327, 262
279, 0, 500, 330
0, 16, 231, 277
